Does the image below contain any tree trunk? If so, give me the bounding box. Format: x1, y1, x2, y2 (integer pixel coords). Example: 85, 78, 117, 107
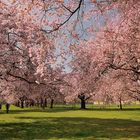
40, 98, 43, 108
20, 101, 24, 108
44, 98, 47, 107
17, 101, 20, 107
78, 93, 86, 109
40, 98, 45, 109
6, 103, 10, 113
0, 104, 2, 109
81, 99, 86, 109
50, 99, 54, 108
119, 98, 123, 110
32, 101, 35, 107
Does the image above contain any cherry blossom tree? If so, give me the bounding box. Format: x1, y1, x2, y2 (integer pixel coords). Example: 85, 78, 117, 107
0, 0, 139, 112
101, 0, 140, 102
64, 0, 140, 109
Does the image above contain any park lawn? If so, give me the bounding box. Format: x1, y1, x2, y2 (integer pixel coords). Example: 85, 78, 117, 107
0, 105, 140, 140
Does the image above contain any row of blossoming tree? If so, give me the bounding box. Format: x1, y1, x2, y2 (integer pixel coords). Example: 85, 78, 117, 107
0, 0, 140, 113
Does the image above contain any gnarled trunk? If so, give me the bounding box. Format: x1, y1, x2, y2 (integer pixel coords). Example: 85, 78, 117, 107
81, 99, 86, 109
78, 93, 86, 109
78, 93, 91, 109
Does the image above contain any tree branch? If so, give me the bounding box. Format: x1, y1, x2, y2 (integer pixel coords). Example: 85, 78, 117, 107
41, 0, 83, 33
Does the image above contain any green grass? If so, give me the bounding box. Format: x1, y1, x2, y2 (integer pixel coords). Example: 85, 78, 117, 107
0, 105, 140, 140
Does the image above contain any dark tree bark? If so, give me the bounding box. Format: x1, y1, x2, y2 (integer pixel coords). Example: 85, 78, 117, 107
119, 98, 123, 110
17, 101, 20, 107
78, 93, 91, 109
81, 99, 86, 109
32, 100, 35, 107
63, 100, 66, 105
21, 100, 24, 108
0, 104, 2, 109
44, 98, 47, 107
41, 0, 83, 34
29, 100, 34, 107
6, 103, 10, 113
78, 94, 86, 109
50, 99, 54, 108
40, 98, 45, 109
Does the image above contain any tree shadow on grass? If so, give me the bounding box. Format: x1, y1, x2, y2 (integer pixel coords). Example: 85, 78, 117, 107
0, 117, 139, 140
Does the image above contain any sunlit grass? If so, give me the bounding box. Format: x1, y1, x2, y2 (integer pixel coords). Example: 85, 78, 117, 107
0, 105, 140, 140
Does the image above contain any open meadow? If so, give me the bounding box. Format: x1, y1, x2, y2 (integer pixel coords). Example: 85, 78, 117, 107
0, 105, 140, 140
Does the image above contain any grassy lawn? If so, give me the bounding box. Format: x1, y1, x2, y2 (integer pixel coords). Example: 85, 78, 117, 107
0, 105, 140, 140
